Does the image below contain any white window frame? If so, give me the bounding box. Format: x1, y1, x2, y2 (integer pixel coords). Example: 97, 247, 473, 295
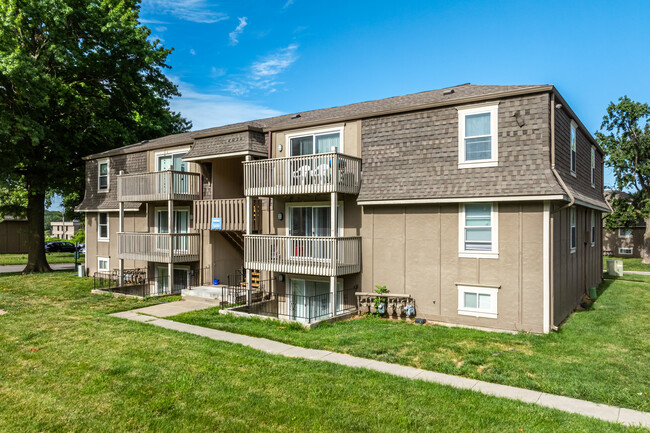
97, 159, 109, 192
286, 127, 345, 157
98, 212, 109, 242
570, 207, 576, 253
457, 284, 498, 319
570, 121, 577, 177
155, 148, 190, 172
457, 104, 499, 168
590, 146, 596, 187
458, 203, 498, 259
590, 210, 596, 247
97, 257, 109, 272
618, 247, 633, 255
618, 228, 633, 238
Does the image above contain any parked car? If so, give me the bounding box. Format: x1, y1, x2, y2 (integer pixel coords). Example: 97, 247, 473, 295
45, 241, 77, 253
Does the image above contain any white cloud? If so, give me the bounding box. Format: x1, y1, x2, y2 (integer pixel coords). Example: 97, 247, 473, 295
223, 44, 299, 96
170, 78, 283, 131
229, 17, 248, 45
190, 48, 196, 55
211, 67, 227, 78
155, 26, 168, 32
283, 0, 294, 8
142, 0, 228, 23
251, 43, 298, 78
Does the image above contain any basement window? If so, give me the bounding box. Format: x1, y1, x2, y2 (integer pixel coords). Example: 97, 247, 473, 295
618, 248, 633, 255
457, 284, 498, 319
98, 257, 109, 272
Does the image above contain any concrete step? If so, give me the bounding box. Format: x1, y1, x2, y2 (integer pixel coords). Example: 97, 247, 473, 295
182, 285, 245, 302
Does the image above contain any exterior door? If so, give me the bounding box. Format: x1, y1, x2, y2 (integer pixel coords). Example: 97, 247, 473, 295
173, 268, 189, 294
290, 279, 341, 322
156, 209, 189, 252
289, 205, 342, 260
156, 266, 169, 295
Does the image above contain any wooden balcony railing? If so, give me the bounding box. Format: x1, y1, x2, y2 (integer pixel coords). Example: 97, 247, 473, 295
244, 152, 362, 197
193, 198, 261, 231
117, 171, 200, 202
244, 235, 361, 276
118, 232, 200, 263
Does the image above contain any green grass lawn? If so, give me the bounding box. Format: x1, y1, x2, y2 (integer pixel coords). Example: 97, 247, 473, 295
0, 252, 84, 266
170, 278, 650, 413
603, 256, 650, 272
0, 272, 641, 432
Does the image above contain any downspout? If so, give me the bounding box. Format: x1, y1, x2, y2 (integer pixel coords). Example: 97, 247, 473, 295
550, 92, 575, 213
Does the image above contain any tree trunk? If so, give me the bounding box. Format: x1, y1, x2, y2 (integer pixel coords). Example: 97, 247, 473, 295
23, 189, 52, 273
643, 216, 650, 264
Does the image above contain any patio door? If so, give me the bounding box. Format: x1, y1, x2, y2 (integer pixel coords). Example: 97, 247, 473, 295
156, 209, 189, 252
156, 266, 169, 295
288, 205, 342, 260
157, 153, 189, 194
290, 279, 342, 322
173, 268, 189, 294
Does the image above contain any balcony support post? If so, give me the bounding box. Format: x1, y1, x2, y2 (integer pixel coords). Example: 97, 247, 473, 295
118, 170, 125, 286
168, 197, 174, 295
245, 155, 253, 306
330, 148, 338, 317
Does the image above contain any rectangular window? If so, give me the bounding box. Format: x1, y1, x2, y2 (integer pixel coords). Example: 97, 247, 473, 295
570, 207, 576, 252
619, 228, 633, 238
591, 210, 596, 247
591, 146, 596, 187
97, 257, 109, 272
618, 248, 633, 255
458, 104, 498, 168
457, 284, 498, 319
570, 121, 577, 175
288, 129, 342, 156
98, 159, 109, 191
98, 213, 109, 240
459, 203, 498, 258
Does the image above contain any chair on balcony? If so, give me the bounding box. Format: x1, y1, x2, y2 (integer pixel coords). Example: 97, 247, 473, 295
292, 165, 311, 185
311, 163, 330, 185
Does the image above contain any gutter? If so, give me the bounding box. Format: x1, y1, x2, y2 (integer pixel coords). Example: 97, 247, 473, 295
550, 92, 575, 213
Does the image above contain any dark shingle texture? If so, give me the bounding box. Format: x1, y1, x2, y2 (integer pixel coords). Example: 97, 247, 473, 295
184, 131, 266, 160
76, 154, 144, 211
358, 93, 567, 201
84, 85, 548, 160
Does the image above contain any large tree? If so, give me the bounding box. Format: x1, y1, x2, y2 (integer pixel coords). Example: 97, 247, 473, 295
0, 0, 190, 272
596, 96, 650, 262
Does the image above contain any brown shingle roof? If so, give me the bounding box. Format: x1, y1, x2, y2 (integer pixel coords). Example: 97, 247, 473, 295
83, 84, 552, 160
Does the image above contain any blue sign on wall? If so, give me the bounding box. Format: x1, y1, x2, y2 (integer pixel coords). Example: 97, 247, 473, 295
211, 217, 222, 230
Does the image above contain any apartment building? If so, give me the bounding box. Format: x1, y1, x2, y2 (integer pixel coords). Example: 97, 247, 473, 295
77, 84, 608, 333
602, 190, 645, 257
51, 220, 82, 240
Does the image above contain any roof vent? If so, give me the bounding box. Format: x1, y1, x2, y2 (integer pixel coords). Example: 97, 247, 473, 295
291, 114, 301, 119
443, 89, 455, 95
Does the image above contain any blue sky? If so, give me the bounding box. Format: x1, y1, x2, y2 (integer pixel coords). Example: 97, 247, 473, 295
52, 0, 650, 210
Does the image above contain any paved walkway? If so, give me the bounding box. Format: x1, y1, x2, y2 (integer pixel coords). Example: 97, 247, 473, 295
0, 263, 76, 273
623, 270, 650, 275
110, 304, 650, 429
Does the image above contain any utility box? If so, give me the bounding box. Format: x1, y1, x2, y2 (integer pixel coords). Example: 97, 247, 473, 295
606, 260, 623, 277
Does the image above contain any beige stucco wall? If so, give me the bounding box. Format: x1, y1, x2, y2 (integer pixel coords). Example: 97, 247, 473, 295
603, 227, 644, 258
271, 121, 361, 159
361, 202, 546, 333
85, 210, 148, 276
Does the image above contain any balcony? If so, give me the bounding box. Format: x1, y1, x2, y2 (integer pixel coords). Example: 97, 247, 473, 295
117, 171, 200, 202
118, 232, 200, 263
194, 198, 262, 231
244, 152, 362, 197
244, 235, 361, 276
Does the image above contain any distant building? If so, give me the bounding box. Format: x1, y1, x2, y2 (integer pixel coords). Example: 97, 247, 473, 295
603, 190, 645, 257
0, 216, 29, 254
51, 220, 82, 240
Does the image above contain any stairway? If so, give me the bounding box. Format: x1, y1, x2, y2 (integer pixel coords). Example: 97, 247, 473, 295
220, 231, 244, 255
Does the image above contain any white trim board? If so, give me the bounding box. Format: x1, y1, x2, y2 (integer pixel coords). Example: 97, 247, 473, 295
183, 150, 267, 162
358, 195, 566, 206
542, 201, 550, 333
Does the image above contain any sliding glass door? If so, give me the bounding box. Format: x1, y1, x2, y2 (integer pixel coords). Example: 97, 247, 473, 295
290, 279, 342, 322
288, 205, 342, 260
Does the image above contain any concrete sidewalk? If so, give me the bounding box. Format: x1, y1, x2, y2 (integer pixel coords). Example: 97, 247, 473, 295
0, 263, 76, 273
110, 307, 650, 429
